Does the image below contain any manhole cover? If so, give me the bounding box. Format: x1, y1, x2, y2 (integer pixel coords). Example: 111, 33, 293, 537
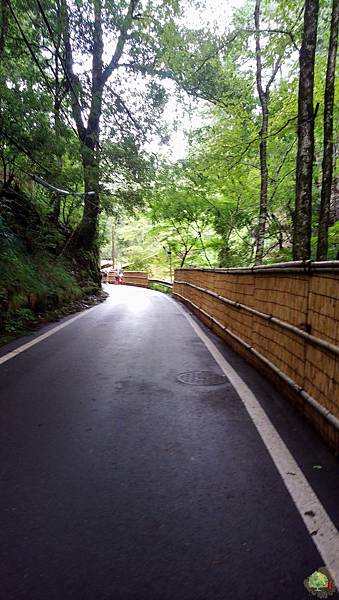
177, 371, 228, 386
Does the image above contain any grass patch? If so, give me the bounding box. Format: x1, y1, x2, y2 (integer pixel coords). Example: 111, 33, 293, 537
148, 282, 172, 294
0, 223, 87, 337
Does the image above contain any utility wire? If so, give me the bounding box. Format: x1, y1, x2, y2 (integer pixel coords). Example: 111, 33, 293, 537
7, 164, 98, 205
0, 2, 98, 202
35, 0, 84, 115
0, 128, 97, 197
4, 0, 78, 135
31, 174, 95, 196
35, 0, 137, 170
0, 125, 52, 174
5, 0, 56, 99
34, 0, 125, 162
3, 0, 119, 201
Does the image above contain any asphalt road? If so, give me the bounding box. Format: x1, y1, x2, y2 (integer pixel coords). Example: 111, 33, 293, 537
0, 285, 338, 600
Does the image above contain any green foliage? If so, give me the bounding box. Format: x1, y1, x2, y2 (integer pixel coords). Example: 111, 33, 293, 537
1, 0, 338, 292
148, 282, 172, 294
139, 0, 338, 268
0, 194, 83, 336
308, 571, 329, 590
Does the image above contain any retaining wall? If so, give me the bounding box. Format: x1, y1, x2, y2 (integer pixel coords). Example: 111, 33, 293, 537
173, 262, 339, 450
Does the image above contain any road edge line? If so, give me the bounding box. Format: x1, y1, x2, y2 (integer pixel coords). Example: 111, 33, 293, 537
169, 296, 339, 588
0, 305, 97, 366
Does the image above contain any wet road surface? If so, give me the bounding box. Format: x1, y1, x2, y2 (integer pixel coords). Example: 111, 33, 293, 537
0, 285, 338, 600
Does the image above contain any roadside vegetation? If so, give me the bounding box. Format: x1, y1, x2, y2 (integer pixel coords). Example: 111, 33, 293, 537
0, 185, 103, 340
100, 0, 339, 275
0, 0, 338, 330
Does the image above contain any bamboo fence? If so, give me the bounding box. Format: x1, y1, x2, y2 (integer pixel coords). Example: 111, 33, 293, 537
122, 271, 149, 287
173, 261, 339, 450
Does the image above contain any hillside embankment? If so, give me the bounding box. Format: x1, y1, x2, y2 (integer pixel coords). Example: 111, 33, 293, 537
0, 186, 105, 344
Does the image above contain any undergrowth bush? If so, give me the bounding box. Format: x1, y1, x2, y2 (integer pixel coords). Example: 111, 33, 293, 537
0, 212, 85, 336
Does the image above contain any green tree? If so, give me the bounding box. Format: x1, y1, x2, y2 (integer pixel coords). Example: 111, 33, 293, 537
293, 0, 320, 260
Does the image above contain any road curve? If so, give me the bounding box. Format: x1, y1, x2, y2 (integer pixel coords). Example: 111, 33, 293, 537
0, 285, 338, 600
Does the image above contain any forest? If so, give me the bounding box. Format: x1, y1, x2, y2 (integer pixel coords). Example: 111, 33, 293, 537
0, 0, 338, 332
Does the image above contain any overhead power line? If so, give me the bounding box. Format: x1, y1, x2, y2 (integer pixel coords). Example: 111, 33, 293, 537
35, 0, 84, 114
31, 174, 95, 196
3, 0, 113, 200
0, 125, 52, 174
4, 0, 78, 135
0, 127, 96, 197
5, 0, 56, 98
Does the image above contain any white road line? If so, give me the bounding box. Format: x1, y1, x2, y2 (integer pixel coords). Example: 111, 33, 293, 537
0, 306, 96, 366
172, 298, 339, 588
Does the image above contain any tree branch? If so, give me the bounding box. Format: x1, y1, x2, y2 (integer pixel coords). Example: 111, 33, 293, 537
109, 89, 142, 130
0, 0, 9, 59
101, 0, 138, 85
59, 0, 86, 139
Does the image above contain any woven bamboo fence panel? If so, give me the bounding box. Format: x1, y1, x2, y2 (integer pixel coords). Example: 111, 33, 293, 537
100, 272, 117, 283
306, 274, 338, 425
122, 271, 149, 288
173, 263, 339, 448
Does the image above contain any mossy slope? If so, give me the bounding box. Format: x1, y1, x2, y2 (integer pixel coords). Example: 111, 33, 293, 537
0, 187, 101, 339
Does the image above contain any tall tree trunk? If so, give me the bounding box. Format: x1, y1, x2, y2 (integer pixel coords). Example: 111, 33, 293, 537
76, 0, 104, 251
253, 0, 283, 265
61, 0, 135, 255
255, 105, 268, 265
316, 0, 339, 260
0, 0, 8, 60
0, 0, 9, 185
254, 0, 268, 266
60, 0, 103, 251
293, 0, 319, 260
51, 44, 64, 224
78, 141, 101, 250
